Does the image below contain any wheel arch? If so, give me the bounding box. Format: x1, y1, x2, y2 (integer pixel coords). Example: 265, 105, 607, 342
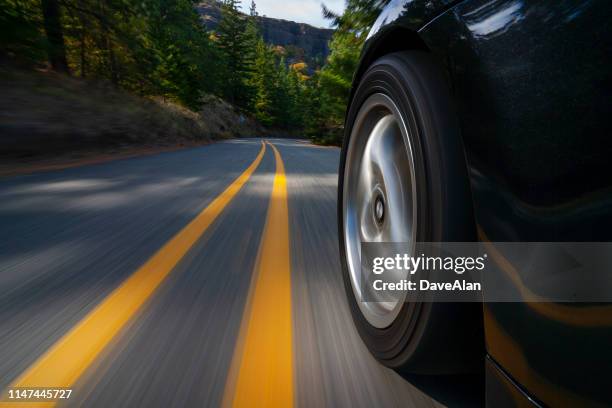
349, 27, 430, 111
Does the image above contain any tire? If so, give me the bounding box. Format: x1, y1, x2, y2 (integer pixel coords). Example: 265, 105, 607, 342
338, 51, 483, 374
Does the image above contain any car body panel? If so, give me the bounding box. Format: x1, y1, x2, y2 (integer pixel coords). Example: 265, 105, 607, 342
354, 0, 612, 405
351, 0, 460, 97
485, 356, 542, 408
366, 0, 457, 39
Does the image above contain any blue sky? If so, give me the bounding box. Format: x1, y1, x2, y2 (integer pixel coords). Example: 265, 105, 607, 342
239, 0, 346, 28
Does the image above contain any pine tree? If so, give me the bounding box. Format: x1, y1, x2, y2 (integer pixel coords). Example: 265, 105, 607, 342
249, 0, 258, 17
41, 0, 70, 73
272, 57, 292, 127
251, 37, 277, 126
216, 0, 251, 107
286, 63, 305, 128
242, 0, 261, 108
144, 0, 218, 108
2, 0, 224, 110
306, 0, 391, 143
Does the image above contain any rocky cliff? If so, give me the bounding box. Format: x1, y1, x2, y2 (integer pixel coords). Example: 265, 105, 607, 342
196, 1, 333, 67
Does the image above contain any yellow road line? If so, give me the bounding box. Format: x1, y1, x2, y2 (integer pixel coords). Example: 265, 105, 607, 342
1, 142, 266, 406
225, 142, 293, 408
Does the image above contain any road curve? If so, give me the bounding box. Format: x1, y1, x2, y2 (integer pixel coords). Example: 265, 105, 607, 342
0, 139, 463, 407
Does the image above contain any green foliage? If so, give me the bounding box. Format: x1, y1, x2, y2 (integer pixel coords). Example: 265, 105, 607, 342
285, 63, 306, 127
323, 0, 389, 35
1, 0, 218, 110
305, 0, 390, 144
214, 0, 308, 130
248, 37, 308, 129
0, 0, 314, 129
0, 0, 47, 63
142, 0, 219, 108
250, 37, 276, 126
216, 0, 253, 107
318, 32, 361, 123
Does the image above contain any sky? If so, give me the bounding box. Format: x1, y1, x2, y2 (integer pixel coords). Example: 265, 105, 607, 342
239, 0, 346, 28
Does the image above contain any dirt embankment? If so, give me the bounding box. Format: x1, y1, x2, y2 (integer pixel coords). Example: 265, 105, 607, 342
0, 66, 264, 176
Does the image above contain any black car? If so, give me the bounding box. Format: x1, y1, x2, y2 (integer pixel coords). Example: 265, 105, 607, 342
337, 0, 611, 406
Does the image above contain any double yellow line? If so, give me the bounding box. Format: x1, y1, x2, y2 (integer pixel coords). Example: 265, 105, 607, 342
2, 141, 295, 407
223, 143, 293, 408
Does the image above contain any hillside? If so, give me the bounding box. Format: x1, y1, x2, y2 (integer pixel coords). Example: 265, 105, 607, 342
196, 1, 333, 67
0, 66, 265, 174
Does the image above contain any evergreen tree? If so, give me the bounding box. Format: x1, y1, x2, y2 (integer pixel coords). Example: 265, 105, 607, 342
2, 0, 221, 110
143, 0, 218, 108
216, 0, 251, 107
242, 0, 261, 107
272, 56, 292, 127
1, 0, 328, 133
0, 0, 47, 64
305, 0, 390, 143
286, 63, 306, 128
249, 0, 258, 17
41, 0, 69, 73
251, 37, 277, 126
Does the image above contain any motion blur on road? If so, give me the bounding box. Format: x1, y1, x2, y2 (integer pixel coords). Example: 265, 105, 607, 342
0, 139, 480, 407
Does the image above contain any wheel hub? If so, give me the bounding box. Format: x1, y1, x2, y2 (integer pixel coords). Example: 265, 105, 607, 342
343, 93, 418, 328
374, 194, 385, 225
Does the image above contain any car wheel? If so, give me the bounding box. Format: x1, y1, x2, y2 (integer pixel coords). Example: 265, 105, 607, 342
338, 51, 483, 374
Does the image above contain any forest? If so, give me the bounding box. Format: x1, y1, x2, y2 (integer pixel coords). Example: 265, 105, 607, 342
1, 0, 389, 146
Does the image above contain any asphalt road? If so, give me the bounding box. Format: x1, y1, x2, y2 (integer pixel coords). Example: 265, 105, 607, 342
0, 139, 474, 407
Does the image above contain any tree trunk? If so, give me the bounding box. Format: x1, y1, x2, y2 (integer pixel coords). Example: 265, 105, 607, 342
98, 0, 118, 85
41, 0, 70, 74
79, 26, 87, 77
107, 39, 118, 85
